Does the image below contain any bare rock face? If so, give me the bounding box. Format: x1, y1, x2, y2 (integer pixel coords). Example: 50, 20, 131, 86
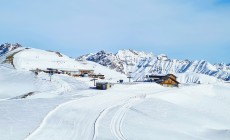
0, 43, 22, 56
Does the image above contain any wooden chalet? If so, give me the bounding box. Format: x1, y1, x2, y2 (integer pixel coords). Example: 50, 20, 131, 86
146, 74, 179, 87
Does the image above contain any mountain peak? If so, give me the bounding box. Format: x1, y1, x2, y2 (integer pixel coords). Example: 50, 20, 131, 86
97, 50, 106, 53
79, 49, 230, 81
157, 54, 168, 60
0, 43, 22, 49
0, 43, 22, 56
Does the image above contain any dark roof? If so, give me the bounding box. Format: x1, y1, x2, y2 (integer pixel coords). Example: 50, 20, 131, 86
148, 75, 165, 78
79, 69, 94, 71
96, 82, 110, 85
92, 74, 104, 76
148, 74, 177, 79
47, 68, 59, 71
166, 74, 177, 78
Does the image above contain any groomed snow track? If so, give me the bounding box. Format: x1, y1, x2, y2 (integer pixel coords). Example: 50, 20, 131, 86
25, 86, 175, 140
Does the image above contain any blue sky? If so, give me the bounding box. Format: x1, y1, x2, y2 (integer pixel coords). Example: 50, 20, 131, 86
0, 0, 229, 63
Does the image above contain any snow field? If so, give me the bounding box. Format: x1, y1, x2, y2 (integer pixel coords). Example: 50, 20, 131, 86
0, 67, 229, 140
0, 47, 230, 140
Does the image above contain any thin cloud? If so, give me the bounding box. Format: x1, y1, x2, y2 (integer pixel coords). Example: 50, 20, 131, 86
0, 0, 229, 63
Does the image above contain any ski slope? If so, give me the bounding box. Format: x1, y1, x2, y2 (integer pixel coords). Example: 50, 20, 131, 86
23, 83, 230, 140
0, 46, 230, 140
1, 60, 230, 140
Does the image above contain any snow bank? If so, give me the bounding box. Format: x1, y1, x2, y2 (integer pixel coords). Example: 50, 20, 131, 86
0, 67, 36, 99
176, 72, 220, 84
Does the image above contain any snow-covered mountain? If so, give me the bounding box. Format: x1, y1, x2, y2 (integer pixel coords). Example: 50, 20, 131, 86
79, 50, 154, 75
0, 43, 84, 70
0, 43, 22, 57
214, 63, 230, 73
0, 43, 127, 82
78, 49, 230, 82
1, 43, 228, 83
1, 44, 230, 140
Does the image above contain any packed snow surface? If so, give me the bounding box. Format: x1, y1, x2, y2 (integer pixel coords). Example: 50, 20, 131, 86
0, 65, 230, 140
0, 45, 230, 140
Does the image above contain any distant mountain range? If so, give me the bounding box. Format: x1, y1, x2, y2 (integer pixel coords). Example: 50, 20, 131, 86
1, 43, 229, 82
78, 49, 230, 81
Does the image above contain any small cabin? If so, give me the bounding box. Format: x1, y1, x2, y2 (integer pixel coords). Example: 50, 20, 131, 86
96, 82, 113, 90
146, 74, 179, 87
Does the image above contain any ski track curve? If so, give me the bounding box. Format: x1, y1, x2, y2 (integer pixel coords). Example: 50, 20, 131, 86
25, 87, 177, 140
93, 88, 177, 140
24, 99, 79, 140
110, 95, 146, 140
93, 95, 147, 140
110, 102, 130, 140
92, 101, 126, 140
109, 89, 177, 140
